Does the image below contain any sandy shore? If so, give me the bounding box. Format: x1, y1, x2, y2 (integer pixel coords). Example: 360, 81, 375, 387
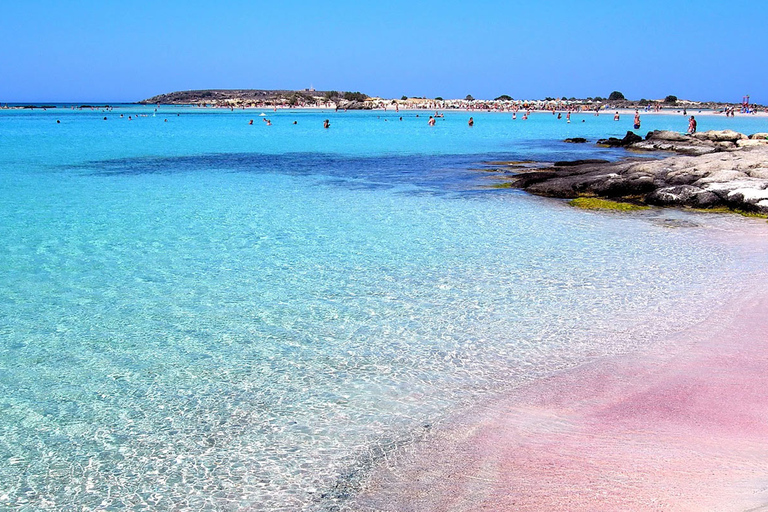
348, 219, 768, 511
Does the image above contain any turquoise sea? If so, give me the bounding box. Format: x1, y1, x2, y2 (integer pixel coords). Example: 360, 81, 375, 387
1, 106, 766, 510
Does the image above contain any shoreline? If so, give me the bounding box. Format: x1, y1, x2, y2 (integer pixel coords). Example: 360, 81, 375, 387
5, 103, 768, 120
501, 132, 768, 215
346, 219, 768, 511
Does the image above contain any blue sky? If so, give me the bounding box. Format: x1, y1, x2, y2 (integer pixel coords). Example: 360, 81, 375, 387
1, 0, 764, 103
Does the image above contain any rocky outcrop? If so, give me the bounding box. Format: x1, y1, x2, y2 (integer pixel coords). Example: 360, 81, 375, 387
505, 144, 768, 214
343, 101, 373, 110
597, 131, 643, 147
600, 130, 768, 156
630, 130, 719, 155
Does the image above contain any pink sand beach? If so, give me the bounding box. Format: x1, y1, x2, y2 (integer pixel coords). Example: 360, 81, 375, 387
350, 219, 768, 511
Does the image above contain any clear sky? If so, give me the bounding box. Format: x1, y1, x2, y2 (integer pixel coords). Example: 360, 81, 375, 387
1, 0, 765, 103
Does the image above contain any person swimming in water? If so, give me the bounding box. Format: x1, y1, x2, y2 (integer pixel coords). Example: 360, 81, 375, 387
688, 115, 697, 134
428, 116, 435, 126
323, 119, 330, 129
468, 117, 474, 127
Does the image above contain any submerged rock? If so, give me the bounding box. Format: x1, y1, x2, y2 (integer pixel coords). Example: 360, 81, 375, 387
554, 159, 609, 167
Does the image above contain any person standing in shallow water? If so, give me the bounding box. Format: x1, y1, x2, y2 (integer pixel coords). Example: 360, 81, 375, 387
428, 116, 435, 126
323, 119, 330, 129
688, 116, 697, 134
634, 110, 641, 130
468, 117, 474, 127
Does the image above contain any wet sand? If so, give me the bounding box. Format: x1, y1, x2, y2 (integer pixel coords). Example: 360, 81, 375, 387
349, 220, 768, 511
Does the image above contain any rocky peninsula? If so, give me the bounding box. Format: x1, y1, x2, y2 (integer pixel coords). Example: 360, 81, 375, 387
501, 130, 768, 214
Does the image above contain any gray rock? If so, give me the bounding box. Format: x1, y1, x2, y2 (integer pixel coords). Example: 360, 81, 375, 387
631, 140, 717, 156
597, 131, 643, 147
737, 139, 768, 148
506, 140, 768, 213
628, 130, 722, 155
554, 159, 609, 167
692, 130, 748, 142
644, 130, 690, 142
646, 186, 722, 208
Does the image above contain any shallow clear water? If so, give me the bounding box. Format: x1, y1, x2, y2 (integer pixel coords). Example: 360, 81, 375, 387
1, 106, 766, 510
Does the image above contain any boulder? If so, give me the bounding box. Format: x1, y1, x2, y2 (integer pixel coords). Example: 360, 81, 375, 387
714, 141, 738, 150
747, 168, 768, 179
597, 131, 642, 147
563, 138, 588, 143
590, 174, 656, 196
645, 130, 690, 142
749, 133, 768, 140
631, 140, 717, 156
692, 130, 748, 142
736, 139, 768, 148
646, 185, 722, 208
726, 188, 768, 213
693, 170, 747, 186
702, 179, 768, 200
343, 101, 372, 110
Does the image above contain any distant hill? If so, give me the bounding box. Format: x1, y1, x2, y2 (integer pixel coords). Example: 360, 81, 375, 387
140, 89, 341, 105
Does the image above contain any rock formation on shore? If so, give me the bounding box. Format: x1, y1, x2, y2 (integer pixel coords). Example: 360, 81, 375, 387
505, 131, 768, 214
